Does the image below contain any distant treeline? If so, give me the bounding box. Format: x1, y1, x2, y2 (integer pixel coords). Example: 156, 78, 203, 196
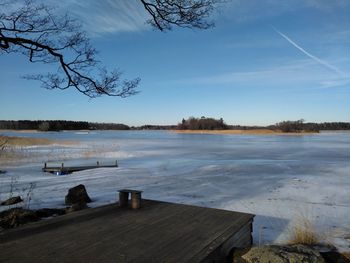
132, 125, 177, 130
269, 120, 350, 133
177, 117, 228, 130
271, 119, 312, 133
89, 123, 130, 130
0, 120, 90, 131
305, 122, 350, 131
0, 120, 129, 131
0, 119, 350, 132
176, 117, 350, 132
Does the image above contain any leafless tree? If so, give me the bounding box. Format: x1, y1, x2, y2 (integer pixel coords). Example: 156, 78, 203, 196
141, 0, 218, 31
0, 0, 218, 98
0, 0, 140, 98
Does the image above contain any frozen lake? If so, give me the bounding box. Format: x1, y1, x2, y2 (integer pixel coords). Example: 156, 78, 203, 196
1, 130, 350, 250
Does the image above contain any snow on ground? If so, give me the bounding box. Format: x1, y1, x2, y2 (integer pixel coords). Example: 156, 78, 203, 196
0, 131, 349, 252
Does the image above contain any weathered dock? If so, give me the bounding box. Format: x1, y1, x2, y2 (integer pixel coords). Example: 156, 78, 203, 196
42, 160, 118, 174
0, 200, 254, 263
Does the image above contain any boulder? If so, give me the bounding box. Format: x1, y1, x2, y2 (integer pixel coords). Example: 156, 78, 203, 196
1, 196, 23, 206
241, 245, 325, 263
65, 184, 91, 205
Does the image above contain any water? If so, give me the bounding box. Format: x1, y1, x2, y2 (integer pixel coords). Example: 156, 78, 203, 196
1, 130, 350, 194
1, 130, 350, 247
2, 129, 349, 206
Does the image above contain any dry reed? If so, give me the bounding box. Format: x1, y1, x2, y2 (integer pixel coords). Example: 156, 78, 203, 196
287, 216, 320, 245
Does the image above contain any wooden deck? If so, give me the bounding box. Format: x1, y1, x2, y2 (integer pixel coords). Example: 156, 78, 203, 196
42, 160, 118, 174
0, 200, 254, 263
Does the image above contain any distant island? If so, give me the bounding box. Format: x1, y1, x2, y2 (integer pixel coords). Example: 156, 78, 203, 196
0, 118, 350, 133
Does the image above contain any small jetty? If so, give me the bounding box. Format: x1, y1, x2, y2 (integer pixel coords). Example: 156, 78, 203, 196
0, 199, 254, 263
42, 160, 118, 174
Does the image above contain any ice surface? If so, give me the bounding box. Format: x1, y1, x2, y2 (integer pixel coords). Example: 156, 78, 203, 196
0, 130, 349, 251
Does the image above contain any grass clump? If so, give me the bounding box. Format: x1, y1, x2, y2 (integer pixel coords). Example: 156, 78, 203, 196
287, 216, 320, 246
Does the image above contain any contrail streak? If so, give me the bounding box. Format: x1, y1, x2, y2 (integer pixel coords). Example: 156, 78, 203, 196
272, 27, 343, 75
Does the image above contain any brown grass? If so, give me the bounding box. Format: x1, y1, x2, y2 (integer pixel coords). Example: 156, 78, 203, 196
0, 135, 77, 165
0, 135, 75, 146
0, 135, 52, 146
0, 129, 40, 133
173, 129, 318, 136
287, 217, 320, 246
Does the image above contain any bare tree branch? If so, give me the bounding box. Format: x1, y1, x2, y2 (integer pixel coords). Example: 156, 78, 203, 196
0, 0, 220, 98
0, 0, 139, 98
140, 0, 219, 31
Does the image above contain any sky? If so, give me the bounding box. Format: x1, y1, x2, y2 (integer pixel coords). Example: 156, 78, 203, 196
1, 0, 350, 126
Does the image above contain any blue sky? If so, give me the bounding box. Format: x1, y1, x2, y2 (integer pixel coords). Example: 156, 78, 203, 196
1, 0, 349, 126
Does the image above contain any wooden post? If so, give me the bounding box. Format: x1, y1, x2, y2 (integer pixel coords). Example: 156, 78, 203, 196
119, 191, 129, 207
131, 192, 142, 209
61, 163, 64, 168
115, 160, 118, 167
97, 161, 99, 166
44, 163, 47, 168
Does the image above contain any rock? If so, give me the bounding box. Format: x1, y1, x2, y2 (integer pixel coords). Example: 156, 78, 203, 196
65, 184, 91, 205
66, 202, 88, 213
0, 170, 6, 174
0, 208, 39, 228
241, 245, 325, 263
0, 207, 67, 229
1, 196, 23, 206
233, 247, 251, 263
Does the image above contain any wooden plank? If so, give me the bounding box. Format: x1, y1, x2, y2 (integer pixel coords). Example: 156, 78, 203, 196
42, 160, 118, 173
0, 200, 254, 263
196, 220, 253, 263
148, 210, 251, 263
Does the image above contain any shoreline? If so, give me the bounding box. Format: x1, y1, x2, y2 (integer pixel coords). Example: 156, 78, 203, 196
0, 129, 40, 133
0, 135, 75, 146
173, 129, 319, 136
1, 129, 346, 136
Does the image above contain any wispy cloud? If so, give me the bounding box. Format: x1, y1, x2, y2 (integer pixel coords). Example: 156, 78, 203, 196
172, 59, 349, 90
272, 27, 343, 75
56, 0, 148, 35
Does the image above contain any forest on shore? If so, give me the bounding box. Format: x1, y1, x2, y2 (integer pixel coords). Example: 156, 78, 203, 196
0, 118, 350, 132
